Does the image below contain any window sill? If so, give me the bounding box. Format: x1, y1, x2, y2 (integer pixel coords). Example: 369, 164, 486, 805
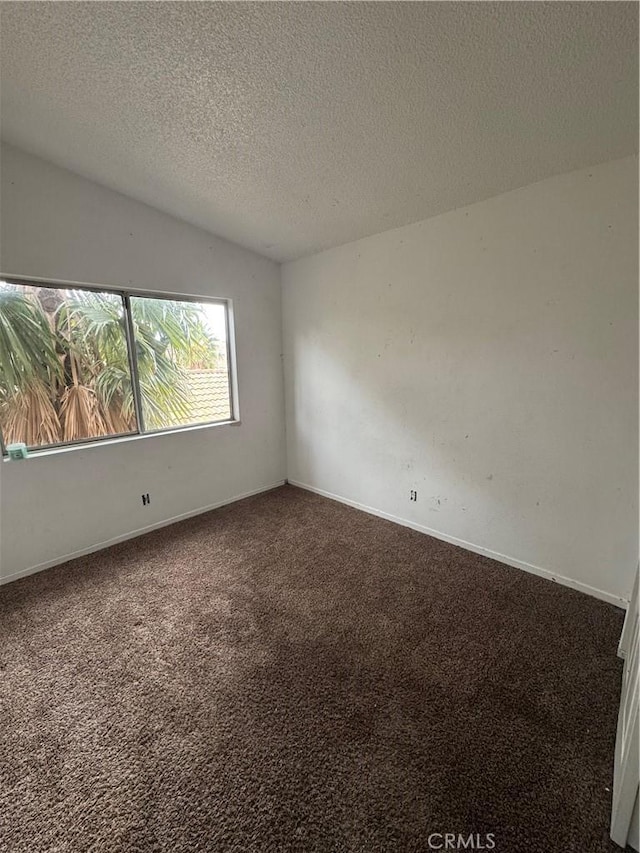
2, 418, 241, 461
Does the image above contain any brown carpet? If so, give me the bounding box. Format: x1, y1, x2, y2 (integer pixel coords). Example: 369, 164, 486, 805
0, 485, 625, 853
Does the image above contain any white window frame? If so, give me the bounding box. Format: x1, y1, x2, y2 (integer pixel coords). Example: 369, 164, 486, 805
0, 274, 240, 457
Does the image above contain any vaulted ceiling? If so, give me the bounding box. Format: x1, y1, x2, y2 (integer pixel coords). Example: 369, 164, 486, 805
1, 2, 637, 261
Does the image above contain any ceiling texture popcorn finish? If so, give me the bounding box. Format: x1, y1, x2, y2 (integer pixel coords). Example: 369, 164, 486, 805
1, 2, 637, 261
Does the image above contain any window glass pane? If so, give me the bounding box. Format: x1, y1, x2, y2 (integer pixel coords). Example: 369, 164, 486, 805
129, 296, 231, 431
0, 281, 137, 449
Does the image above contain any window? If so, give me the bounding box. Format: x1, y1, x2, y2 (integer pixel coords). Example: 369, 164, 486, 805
129, 295, 231, 431
0, 279, 234, 453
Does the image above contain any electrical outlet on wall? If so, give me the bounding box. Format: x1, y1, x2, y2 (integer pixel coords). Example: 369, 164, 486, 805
141, 493, 151, 506
410, 489, 418, 502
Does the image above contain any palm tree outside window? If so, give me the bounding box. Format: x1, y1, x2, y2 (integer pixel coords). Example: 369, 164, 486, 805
0, 279, 233, 452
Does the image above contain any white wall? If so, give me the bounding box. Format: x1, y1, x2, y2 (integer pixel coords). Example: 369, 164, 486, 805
0, 143, 286, 582
283, 156, 638, 606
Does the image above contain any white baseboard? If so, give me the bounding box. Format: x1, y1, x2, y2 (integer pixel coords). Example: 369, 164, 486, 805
288, 479, 627, 609
0, 481, 285, 587
3, 477, 627, 609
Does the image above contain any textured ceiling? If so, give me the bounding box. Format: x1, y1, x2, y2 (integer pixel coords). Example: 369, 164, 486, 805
1, 2, 638, 261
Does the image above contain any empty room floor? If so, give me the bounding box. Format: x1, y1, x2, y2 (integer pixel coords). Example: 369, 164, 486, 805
0, 486, 624, 853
